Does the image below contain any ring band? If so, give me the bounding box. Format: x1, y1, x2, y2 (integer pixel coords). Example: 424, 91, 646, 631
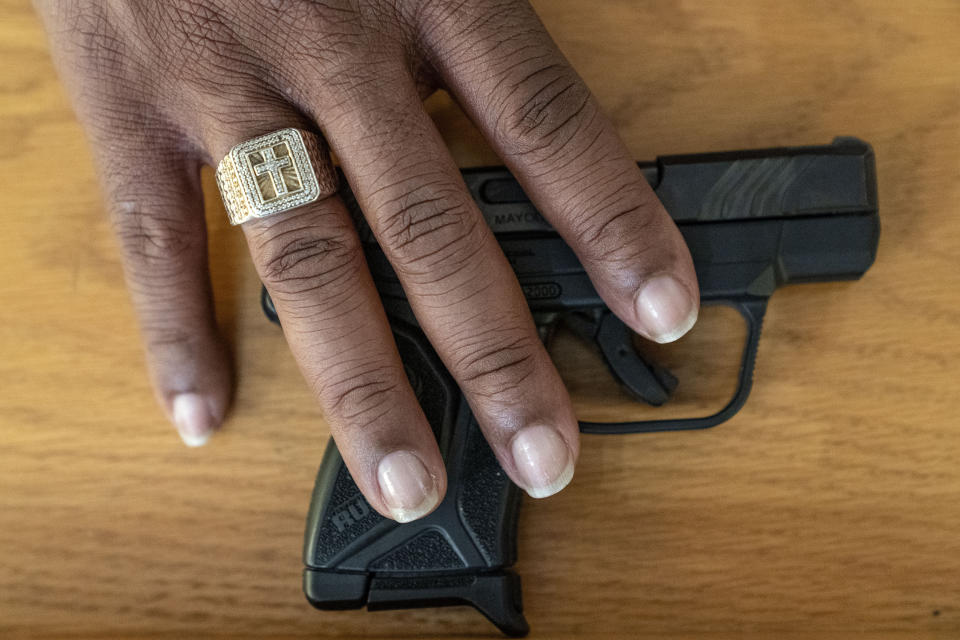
215, 128, 338, 225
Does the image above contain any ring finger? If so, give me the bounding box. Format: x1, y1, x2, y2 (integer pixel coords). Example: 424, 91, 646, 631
202, 107, 446, 523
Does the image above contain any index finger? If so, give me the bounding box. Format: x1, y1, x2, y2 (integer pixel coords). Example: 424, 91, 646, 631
423, 1, 700, 343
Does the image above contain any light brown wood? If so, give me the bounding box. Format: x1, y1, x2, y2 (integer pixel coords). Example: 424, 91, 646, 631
2, 0, 959, 637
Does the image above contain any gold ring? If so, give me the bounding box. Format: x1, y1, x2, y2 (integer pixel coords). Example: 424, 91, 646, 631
215, 128, 338, 225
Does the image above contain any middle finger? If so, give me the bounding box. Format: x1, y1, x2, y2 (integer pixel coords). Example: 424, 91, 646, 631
317, 69, 580, 499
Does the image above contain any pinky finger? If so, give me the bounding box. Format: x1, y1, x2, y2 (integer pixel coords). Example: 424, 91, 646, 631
97, 140, 232, 446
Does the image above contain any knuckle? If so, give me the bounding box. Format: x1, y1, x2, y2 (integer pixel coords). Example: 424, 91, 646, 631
373, 179, 482, 276
142, 325, 196, 361
494, 63, 597, 161
569, 179, 662, 256
578, 206, 656, 264
112, 204, 198, 272
451, 327, 539, 401
577, 209, 667, 272
316, 365, 401, 423
255, 213, 361, 298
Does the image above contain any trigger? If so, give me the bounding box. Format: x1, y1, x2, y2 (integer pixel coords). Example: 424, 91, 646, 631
596, 313, 677, 406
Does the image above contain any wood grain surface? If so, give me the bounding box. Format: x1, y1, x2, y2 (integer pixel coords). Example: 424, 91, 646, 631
2, 0, 959, 638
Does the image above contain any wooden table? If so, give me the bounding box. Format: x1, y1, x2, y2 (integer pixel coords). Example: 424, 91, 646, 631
2, 1, 958, 638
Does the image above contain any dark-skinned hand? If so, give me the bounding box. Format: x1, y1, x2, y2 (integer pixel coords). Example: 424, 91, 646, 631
35, 0, 699, 522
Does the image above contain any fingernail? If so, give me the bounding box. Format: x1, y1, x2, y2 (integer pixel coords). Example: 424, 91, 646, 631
510, 424, 574, 499
377, 451, 440, 523
172, 393, 215, 447
636, 275, 698, 343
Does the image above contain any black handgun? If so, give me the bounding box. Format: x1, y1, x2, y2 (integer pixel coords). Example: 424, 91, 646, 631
262, 137, 879, 636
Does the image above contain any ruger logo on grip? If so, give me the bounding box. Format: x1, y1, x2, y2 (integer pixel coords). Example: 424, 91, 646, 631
330, 495, 371, 532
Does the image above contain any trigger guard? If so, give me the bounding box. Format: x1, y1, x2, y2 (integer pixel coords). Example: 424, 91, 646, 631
580, 297, 768, 435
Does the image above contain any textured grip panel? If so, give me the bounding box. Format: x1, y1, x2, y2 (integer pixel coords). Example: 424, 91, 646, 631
369, 530, 466, 571
458, 420, 520, 567
309, 461, 384, 566
302, 315, 528, 635
304, 319, 460, 570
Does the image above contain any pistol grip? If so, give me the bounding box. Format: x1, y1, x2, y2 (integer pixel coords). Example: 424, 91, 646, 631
302, 319, 529, 637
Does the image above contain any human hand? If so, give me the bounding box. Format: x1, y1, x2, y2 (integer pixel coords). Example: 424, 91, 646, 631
36, 0, 698, 522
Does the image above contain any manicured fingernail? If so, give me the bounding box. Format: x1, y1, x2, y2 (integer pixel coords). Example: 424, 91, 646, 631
636, 275, 698, 343
172, 393, 214, 447
510, 424, 574, 499
377, 450, 440, 523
